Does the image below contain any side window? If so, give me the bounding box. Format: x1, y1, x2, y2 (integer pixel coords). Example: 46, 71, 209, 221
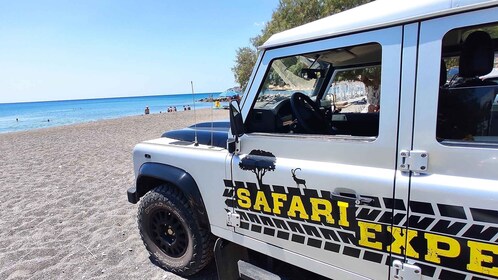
437, 23, 498, 145
245, 42, 382, 138
326, 65, 381, 137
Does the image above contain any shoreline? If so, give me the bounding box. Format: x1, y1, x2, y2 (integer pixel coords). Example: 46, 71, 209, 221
0, 108, 226, 279
0, 108, 226, 136
0, 93, 220, 135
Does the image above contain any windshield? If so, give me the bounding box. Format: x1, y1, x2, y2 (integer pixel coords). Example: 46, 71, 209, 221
255, 55, 330, 109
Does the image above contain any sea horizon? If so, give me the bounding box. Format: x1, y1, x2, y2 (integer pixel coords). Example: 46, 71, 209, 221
0, 92, 222, 134
0, 91, 219, 105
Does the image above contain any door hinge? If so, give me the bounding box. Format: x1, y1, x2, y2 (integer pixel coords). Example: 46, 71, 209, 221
399, 150, 428, 173
227, 212, 240, 228
392, 260, 422, 280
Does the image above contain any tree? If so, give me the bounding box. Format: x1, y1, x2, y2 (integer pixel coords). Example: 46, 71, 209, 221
232, 47, 257, 90
233, 0, 373, 90
239, 150, 276, 187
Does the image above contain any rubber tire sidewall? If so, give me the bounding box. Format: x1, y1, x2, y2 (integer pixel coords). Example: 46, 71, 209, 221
138, 185, 206, 276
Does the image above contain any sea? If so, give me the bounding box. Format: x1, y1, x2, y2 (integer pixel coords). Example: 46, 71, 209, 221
0, 92, 220, 134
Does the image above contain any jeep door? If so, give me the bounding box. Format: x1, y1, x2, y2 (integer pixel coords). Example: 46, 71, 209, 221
402, 6, 498, 280
226, 27, 403, 279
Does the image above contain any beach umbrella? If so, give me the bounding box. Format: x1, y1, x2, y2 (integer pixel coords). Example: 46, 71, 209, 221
219, 88, 241, 99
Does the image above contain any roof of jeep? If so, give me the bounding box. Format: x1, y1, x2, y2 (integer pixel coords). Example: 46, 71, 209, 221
261, 0, 498, 49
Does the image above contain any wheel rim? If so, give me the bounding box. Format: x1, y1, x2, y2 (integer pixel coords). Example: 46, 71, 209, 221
149, 209, 188, 258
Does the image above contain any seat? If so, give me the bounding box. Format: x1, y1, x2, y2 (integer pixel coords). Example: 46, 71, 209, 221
437, 31, 497, 140
454, 31, 495, 87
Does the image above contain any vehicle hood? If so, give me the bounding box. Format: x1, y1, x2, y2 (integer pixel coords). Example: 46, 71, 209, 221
161, 120, 230, 148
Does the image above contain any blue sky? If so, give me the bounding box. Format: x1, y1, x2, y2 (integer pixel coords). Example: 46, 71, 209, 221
0, 0, 278, 103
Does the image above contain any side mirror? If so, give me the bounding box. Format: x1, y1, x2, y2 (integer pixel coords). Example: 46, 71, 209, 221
229, 100, 244, 137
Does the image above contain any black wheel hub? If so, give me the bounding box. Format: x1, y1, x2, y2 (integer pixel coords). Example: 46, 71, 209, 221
149, 209, 188, 257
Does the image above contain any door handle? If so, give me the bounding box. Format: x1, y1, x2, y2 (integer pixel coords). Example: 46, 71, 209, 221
331, 192, 373, 206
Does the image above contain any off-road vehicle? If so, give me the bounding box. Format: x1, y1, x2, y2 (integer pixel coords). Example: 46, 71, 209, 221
127, 0, 498, 279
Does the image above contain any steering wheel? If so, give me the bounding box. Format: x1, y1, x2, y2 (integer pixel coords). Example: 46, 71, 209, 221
290, 92, 331, 134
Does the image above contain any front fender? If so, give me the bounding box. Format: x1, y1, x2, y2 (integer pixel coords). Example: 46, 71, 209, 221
128, 162, 209, 227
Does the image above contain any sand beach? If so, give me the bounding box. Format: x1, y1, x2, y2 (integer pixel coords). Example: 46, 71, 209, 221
0, 109, 227, 280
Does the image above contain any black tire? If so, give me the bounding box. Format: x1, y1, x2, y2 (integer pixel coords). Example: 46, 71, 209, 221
137, 184, 214, 276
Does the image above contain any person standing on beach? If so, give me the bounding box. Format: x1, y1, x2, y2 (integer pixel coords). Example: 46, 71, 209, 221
144, 106, 150, 115
360, 73, 380, 113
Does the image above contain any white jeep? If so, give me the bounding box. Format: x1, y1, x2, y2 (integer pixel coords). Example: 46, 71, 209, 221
127, 0, 498, 279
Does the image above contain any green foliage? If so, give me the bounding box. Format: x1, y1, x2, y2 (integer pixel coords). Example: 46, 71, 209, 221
445, 57, 459, 69
232, 47, 257, 90
252, 0, 372, 48
233, 0, 373, 90
334, 66, 381, 84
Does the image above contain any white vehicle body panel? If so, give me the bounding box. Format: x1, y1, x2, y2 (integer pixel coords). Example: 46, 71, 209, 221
401, 6, 498, 279
134, 139, 232, 231
262, 0, 498, 49
131, 0, 498, 279
228, 26, 402, 280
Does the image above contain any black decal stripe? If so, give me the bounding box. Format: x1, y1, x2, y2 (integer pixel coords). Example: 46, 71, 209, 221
229, 182, 498, 278
363, 250, 383, 264
439, 269, 467, 280
324, 242, 340, 252
343, 246, 361, 258
238, 211, 393, 271
223, 179, 234, 187
438, 204, 467, 219
410, 201, 435, 215
431, 220, 466, 235
357, 208, 382, 221
247, 213, 261, 223
383, 198, 406, 211
277, 231, 289, 240
225, 198, 235, 207
273, 218, 289, 230
237, 211, 248, 221
320, 227, 341, 242
287, 221, 305, 234
338, 231, 357, 245
319, 190, 332, 200
263, 227, 275, 236
261, 216, 275, 227
404, 215, 435, 229
470, 208, 498, 224
303, 188, 319, 197
240, 221, 250, 230
307, 238, 322, 248
291, 234, 305, 244
222, 188, 233, 197
377, 211, 407, 225
272, 185, 286, 193
303, 224, 321, 238
377, 211, 392, 224
365, 196, 382, 208
234, 181, 245, 188
463, 224, 498, 241
392, 213, 406, 225
251, 224, 262, 233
